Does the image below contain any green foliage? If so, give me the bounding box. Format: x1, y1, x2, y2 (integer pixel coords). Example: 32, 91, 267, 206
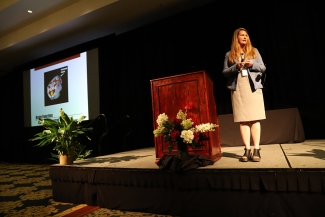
29, 108, 93, 160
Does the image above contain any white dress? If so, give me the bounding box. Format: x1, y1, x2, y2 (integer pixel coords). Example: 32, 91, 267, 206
231, 73, 266, 122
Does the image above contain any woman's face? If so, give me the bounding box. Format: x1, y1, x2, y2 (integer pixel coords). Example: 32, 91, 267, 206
237, 30, 248, 46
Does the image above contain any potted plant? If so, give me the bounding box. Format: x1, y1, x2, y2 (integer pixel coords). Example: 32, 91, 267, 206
29, 108, 93, 165
153, 103, 218, 161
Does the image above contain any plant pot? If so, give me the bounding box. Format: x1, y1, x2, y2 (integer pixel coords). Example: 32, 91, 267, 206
59, 149, 74, 165
177, 142, 190, 162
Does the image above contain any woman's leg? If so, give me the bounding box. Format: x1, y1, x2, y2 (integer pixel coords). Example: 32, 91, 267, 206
239, 122, 251, 162
250, 121, 261, 149
251, 120, 261, 161
240, 122, 251, 149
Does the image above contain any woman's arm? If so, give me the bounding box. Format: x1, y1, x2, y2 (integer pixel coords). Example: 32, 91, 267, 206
222, 52, 239, 78
250, 49, 266, 73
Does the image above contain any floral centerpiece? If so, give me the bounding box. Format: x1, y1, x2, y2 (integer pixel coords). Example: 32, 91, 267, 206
29, 108, 93, 164
153, 103, 218, 156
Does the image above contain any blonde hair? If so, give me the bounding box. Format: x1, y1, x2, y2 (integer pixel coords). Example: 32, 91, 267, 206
228, 28, 256, 64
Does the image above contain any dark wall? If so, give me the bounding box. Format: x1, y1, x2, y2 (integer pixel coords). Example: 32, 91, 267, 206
1, 1, 324, 163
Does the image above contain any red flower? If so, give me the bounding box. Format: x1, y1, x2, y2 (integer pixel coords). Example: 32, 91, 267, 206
170, 130, 180, 140
175, 118, 182, 124
185, 103, 193, 110
193, 132, 199, 143
191, 117, 198, 126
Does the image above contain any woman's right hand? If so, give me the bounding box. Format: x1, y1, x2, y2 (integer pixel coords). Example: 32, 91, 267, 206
237, 62, 245, 69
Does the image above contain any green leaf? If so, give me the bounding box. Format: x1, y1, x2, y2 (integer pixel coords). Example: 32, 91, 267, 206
191, 141, 196, 148
62, 112, 71, 125
163, 134, 171, 142
30, 108, 93, 160
168, 144, 173, 152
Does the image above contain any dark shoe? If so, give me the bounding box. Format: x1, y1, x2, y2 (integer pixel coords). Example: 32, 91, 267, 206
240, 148, 251, 162
252, 148, 261, 162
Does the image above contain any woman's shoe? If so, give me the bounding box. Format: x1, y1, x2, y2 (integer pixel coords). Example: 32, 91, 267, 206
240, 148, 251, 162
252, 148, 261, 162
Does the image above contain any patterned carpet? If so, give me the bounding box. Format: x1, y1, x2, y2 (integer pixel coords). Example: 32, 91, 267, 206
0, 163, 173, 217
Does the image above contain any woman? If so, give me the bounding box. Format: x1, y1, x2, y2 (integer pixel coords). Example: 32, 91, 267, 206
222, 28, 266, 162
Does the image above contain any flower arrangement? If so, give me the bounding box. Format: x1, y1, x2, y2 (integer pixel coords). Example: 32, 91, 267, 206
153, 104, 218, 152
29, 108, 93, 161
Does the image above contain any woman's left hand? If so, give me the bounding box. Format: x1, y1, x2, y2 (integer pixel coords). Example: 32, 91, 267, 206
245, 60, 253, 68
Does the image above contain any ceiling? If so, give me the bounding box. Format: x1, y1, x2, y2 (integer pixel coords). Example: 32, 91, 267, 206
0, 0, 215, 77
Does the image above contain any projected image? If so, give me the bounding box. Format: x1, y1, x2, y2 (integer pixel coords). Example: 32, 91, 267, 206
47, 75, 62, 100
28, 53, 88, 126
24, 49, 100, 127
44, 66, 68, 106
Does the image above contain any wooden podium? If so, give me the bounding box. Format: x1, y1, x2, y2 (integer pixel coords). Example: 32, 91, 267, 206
150, 70, 222, 162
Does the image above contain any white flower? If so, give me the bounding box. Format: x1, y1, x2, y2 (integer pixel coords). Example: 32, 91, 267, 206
43, 130, 51, 134
194, 123, 218, 133
156, 113, 168, 126
60, 108, 69, 125
153, 126, 165, 137
181, 119, 194, 130
180, 130, 194, 143
176, 110, 186, 120
77, 116, 86, 124
60, 108, 65, 117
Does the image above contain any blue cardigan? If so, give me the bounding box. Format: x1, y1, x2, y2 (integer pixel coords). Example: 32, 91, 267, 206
222, 48, 266, 91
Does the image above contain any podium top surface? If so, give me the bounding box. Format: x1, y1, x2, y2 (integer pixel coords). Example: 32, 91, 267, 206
150, 70, 213, 83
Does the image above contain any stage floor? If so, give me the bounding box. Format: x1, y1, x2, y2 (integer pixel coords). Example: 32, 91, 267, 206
50, 139, 325, 217
54, 139, 325, 169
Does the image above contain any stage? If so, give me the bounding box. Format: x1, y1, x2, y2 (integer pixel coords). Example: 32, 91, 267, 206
50, 139, 325, 217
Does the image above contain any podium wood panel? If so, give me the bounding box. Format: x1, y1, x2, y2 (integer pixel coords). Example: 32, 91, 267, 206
150, 71, 221, 162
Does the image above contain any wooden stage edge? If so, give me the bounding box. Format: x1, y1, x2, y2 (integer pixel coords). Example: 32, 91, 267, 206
49, 139, 325, 217
52, 139, 325, 170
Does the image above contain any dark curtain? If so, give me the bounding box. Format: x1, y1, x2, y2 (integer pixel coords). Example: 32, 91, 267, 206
1, 1, 324, 163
